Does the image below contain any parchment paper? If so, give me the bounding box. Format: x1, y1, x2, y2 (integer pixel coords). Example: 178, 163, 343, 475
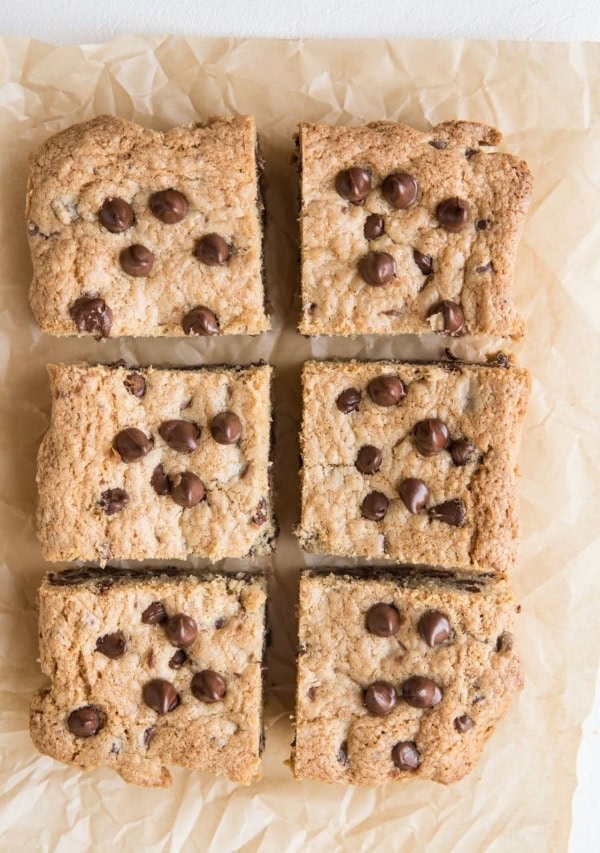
0, 35, 599, 852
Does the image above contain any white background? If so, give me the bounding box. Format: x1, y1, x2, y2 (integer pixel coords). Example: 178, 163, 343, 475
2, 1, 599, 850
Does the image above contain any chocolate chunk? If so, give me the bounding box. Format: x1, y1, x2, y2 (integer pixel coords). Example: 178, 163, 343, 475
149, 189, 188, 224
392, 741, 421, 771
355, 445, 382, 475
398, 478, 430, 514
99, 488, 129, 516
67, 706, 103, 738
191, 670, 227, 703
364, 213, 385, 239
141, 601, 167, 625
359, 251, 396, 286
496, 631, 514, 653
112, 428, 153, 462
70, 296, 112, 338
182, 306, 219, 336
151, 464, 171, 495
382, 172, 418, 209
364, 681, 398, 716
211, 412, 242, 445
169, 650, 188, 669
476, 218, 491, 230
99, 197, 134, 233
428, 300, 465, 335
158, 420, 200, 453
124, 372, 146, 397
171, 471, 205, 508
165, 613, 198, 649
418, 611, 451, 647
142, 679, 180, 715
367, 375, 405, 406
361, 491, 389, 521
95, 630, 127, 658
401, 676, 443, 709
337, 741, 350, 766
120, 244, 154, 277
450, 439, 475, 466
413, 250, 433, 275
194, 233, 231, 266
334, 167, 371, 204
429, 139, 447, 149
454, 714, 475, 733
436, 198, 471, 233
428, 499, 466, 527
413, 418, 450, 456
336, 387, 361, 413
251, 497, 268, 525
366, 603, 400, 637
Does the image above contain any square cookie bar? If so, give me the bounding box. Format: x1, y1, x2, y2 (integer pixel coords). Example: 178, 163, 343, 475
297, 360, 529, 573
293, 569, 523, 786
37, 362, 275, 562
30, 568, 267, 786
298, 120, 532, 338
27, 115, 269, 337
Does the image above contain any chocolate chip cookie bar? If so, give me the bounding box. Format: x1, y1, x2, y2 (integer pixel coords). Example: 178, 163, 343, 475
30, 568, 267, 786
297, 360, 529, 573
293, 569, 523, 785
37, 362, 275, 562
298, 120, 532, 338
27, 115, 269, 337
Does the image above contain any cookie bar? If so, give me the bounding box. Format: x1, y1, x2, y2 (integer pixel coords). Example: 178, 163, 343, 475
298, 120, 532, 338
293, 569, 523, 786
37, 362, 275, 562
27, 115, 269, 337
30, 568, 267, 786
297, 360, 529, 573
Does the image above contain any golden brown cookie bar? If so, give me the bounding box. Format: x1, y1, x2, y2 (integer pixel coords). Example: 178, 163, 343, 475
27, 115, 269, 337
37, 363, 275, 562
296, 360, 529, 573
298, 120, 532, 338
30, 568, 266, 787
293, 569, 523, 786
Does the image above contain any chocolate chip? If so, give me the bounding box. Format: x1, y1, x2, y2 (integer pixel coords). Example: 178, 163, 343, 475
141, 601, 167, 625
165, 613, 198, 649
99, 488, 129, 516
194, 233, 231, 266
67, 706, 103, 738
401, 676, 443, 708
429, 139, 447, 149
355, 445, 382, 475
336, 387, 361, 413
476, 219, 491, 231
476, 261, 493, 274
450, 439, 475, 466
465, 148, 478, 159
99, 197, 134, 233
215, 617, 227, 629
171, 471, 205, 508
366, 603, 400, 637
398, 478, 430, 514
382, 172, 418, 209
95, 630, 127, 658
413, 250, 433, 275
413, 419, 450, 456
158, 420, 200, 453
454, 714, 475, 733
496, 631, 514, 653
337, 740, 350, 766
120, 244, 154, 277
182, 306, 219, 336
361, 491, 389, 521
418, 611, 451, 647
211, 412, 242, 445
367, 375, 405, 406
142, 679, 180, 714
70, 296, 113, 338
359, 251, 397, 286
251, 497, 268, 525
392, 741, 420, 771
151, 464, 171, 495
112, 428, 153, 462
364, 213, 385, 239
143, 726, 156, 746
428, 301, 465, 335
335, 167, 371, 204
169, 650, 187, 669
124, 373, 146, 397
428, 499, 466, 527
149, 189, 188, 224
191, 670, 227, 703
364, 681, 398, 716
436, 198, 471, 233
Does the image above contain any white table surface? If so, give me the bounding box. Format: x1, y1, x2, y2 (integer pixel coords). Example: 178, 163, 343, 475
2, 2, 599, 850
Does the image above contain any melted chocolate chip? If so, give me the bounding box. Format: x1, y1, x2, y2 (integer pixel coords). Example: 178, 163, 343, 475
454, 714, 475, 732
112, 428, 153, 462
450, 439, 475, 466
169, 650, 188, 669
364, 213, 385, 239
151, 464, 171, 495
211, 412, 242, 445
191, 670, 227, 702
70, 297, 113, 338
401, 676, 443, 709
418, 611, 451, 647
142, 679, 180, 714
428, 499, 466, 527
124, 372, 146, 397
355, 445, 382, 475
336, 387, 361, 413
120, 244, 154, 277
496, 631, 514, 653
359, 251, 397, 286
413, 419, 450, 456
366, 603, 400, 637
364, 681, 398, 716
99, 488, 129, 515
361, 491, 389, 521
171, 472, 205, 508
429, 139, 447, 150
95, 631, 127, 658
476, 219, 491, 231
392, 741, 420, 771
335, 167, 371, 203
413, 250, 433, 275
149, 189, 188, 224
67, 706, 104, 738
182, 306, 219, 336
337, 740, 350, 766
436, 198, 471, 233
165, 613, 198, 649
476, 261, 494, 273
158, 420, 200, 453
367, 375, 405, 406
428, 301, 465, 335
141, 601, 167, 625
143, 726, 156, 746
194, 233, 231, 266
99, 197, 134, 233
382, 172, 418, 209
398, 478, 430, 514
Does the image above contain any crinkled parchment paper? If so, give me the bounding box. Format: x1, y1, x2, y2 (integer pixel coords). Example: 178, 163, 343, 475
0, 35, 599, 852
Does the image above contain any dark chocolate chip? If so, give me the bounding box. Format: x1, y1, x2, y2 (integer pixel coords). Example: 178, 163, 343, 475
191, 670, 227, 703
149, 189, 188, 224
392, 741, 421, 770
141, 601, 167, 625
67, 706, 103, 738
158, 420, 200, 453
454, 714, 475, 732
496, 631, 514, 653
398, 478, 430, 514
429, 139, 447, 149
361, 491, 389, 521
428, 499, 466, 527
251, 497, 268, 525
151, 464, 171, 496
95, 630, 127, 658
112, 428, 153, 462
364, 681, 398, 716
99, 488, 129, 516
355, 445, 383, 475
120, 244, 154, 277
413, 419, 450, 456
143, 726, 156, 746
382, 172, 418, 209
215, 617, 227, 629
70, 296, 113, 338
194, 233, 231, 266
413, 250, 433, 275
367, 375, 405, 406
436, 198, 471, 233
307, 686, 317, 701
168, 650, 187, 670
171, 472, 205, 508
428, 301, 465, 335
142, 679, 180, 714
165, 613, 198, 649
366, 603, 400, 637
450, 439, 475, 466
124, 373, 146, 397
182, 306, 219, 336
465, 148, 478, 159
336, 387, 361, 413
364, 213, 385, 239
211, 412, 242, 445
476, 219, 491, 231
418, 611, 451, 647
335, 167, 371, 203
337, 740, 350, 766
359, 252, 397, 286
401, 676, 443, 709
99, 197, 134, 233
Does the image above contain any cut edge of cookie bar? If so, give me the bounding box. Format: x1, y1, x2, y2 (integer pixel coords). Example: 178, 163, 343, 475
26, 114, 270, 337
297, 120, 532, 339
29, 567, 268, 787
292, 567, 523, 786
